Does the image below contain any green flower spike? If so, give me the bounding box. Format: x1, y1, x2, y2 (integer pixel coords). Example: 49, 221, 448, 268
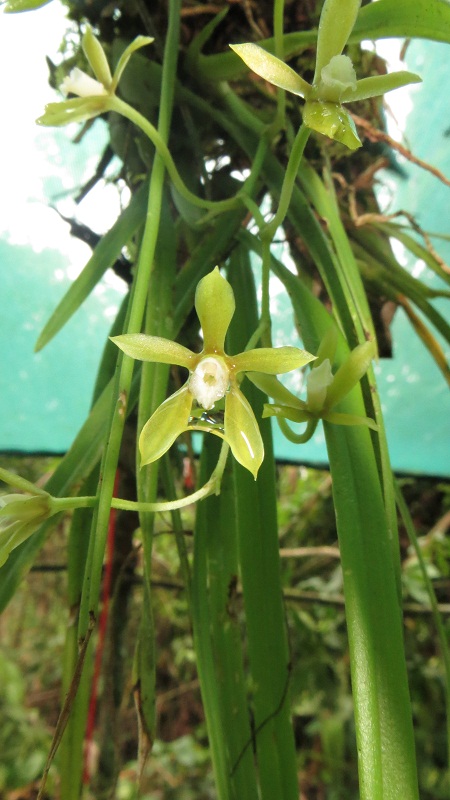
0, 491, 54, 567
250, 329, 378, 436
111, 268, 315, 478
230, 0, 421, 149
36, 26, 153, 127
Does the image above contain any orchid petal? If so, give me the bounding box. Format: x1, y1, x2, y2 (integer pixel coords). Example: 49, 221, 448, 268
314, 0, 361, 82
195, 268, 235, 352
224, 385, 264, 479
111, 334, 196, 369
139, 386, 193, 466
111, 35, 154, 93
233, 346, 315, 375
341, 71, 422, 103
230, 43, 311, 98
303, 100, 361, 149
325, 340, 376, 409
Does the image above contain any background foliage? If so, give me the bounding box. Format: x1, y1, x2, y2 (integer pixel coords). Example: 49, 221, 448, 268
1, 456, 449, 798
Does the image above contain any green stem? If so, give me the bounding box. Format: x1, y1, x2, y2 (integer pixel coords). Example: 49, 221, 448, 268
278, 416, 317, 443
262, 123, 310, 241
50, 496, 97, 512
273, 0, 287, 127
51, 443, 229, 515
109, 96, 240, 217
78, 3, 182, 637
260, 236, 273, 347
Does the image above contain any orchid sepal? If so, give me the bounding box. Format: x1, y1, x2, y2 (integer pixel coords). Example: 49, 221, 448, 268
263, 404, 312, 424
111, 334, 196, 370
82, 25, 113, 89
340, 71, 422, 103
195, 267, 236, 352
233, 346, 315, 375
246, 371, 306, 408
323, 411, 378, 431
111, 35, 155, 93
313, 0, 361, 82
36, 96, 111, 127
324, 340, 376, 410
224, 385, 264, 479
229, 43, 311, 98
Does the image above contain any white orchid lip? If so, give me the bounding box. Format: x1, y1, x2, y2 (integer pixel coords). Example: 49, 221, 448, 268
189, 356, 230, 410
318, 55, 357, 102
60, 67, 108, 98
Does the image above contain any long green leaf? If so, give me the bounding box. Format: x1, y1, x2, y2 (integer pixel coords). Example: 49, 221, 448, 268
227, 248, 299, 800
35, 182, 147, 351
193, 438, 259, 800
351, 0, 450, 44
371, 221, 450, 288
274, 263, 419, 800
59, 472, 98, 800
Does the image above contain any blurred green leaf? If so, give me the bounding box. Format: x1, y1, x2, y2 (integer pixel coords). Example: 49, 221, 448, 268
35, 182, 147, 351
4, 0, 52, 11
351, 0, 450, 44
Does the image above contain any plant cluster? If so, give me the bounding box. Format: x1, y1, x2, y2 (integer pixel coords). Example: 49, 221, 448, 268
1, 0, 450, 798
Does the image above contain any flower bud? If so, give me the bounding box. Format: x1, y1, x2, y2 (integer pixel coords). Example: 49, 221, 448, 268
0, 493, 52, 567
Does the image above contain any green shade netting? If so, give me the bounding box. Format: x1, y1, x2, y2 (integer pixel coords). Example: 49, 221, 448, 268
0, 27, 448, 476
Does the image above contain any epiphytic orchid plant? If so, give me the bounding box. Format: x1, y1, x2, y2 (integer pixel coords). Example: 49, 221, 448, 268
2, 0, 450, 798
112, 267, 315, 478
231, 0, 421, 149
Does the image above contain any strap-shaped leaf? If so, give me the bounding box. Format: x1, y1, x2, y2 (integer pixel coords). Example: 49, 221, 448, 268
351, 0, 450, 43
35, 181, 147, 351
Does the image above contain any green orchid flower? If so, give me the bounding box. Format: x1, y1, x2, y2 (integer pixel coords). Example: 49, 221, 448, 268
0, 491, 54, 567
36, 26, 153, 127
249, 330, 378, 436
112, 268, 315, 478
230, 0, 421, 149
